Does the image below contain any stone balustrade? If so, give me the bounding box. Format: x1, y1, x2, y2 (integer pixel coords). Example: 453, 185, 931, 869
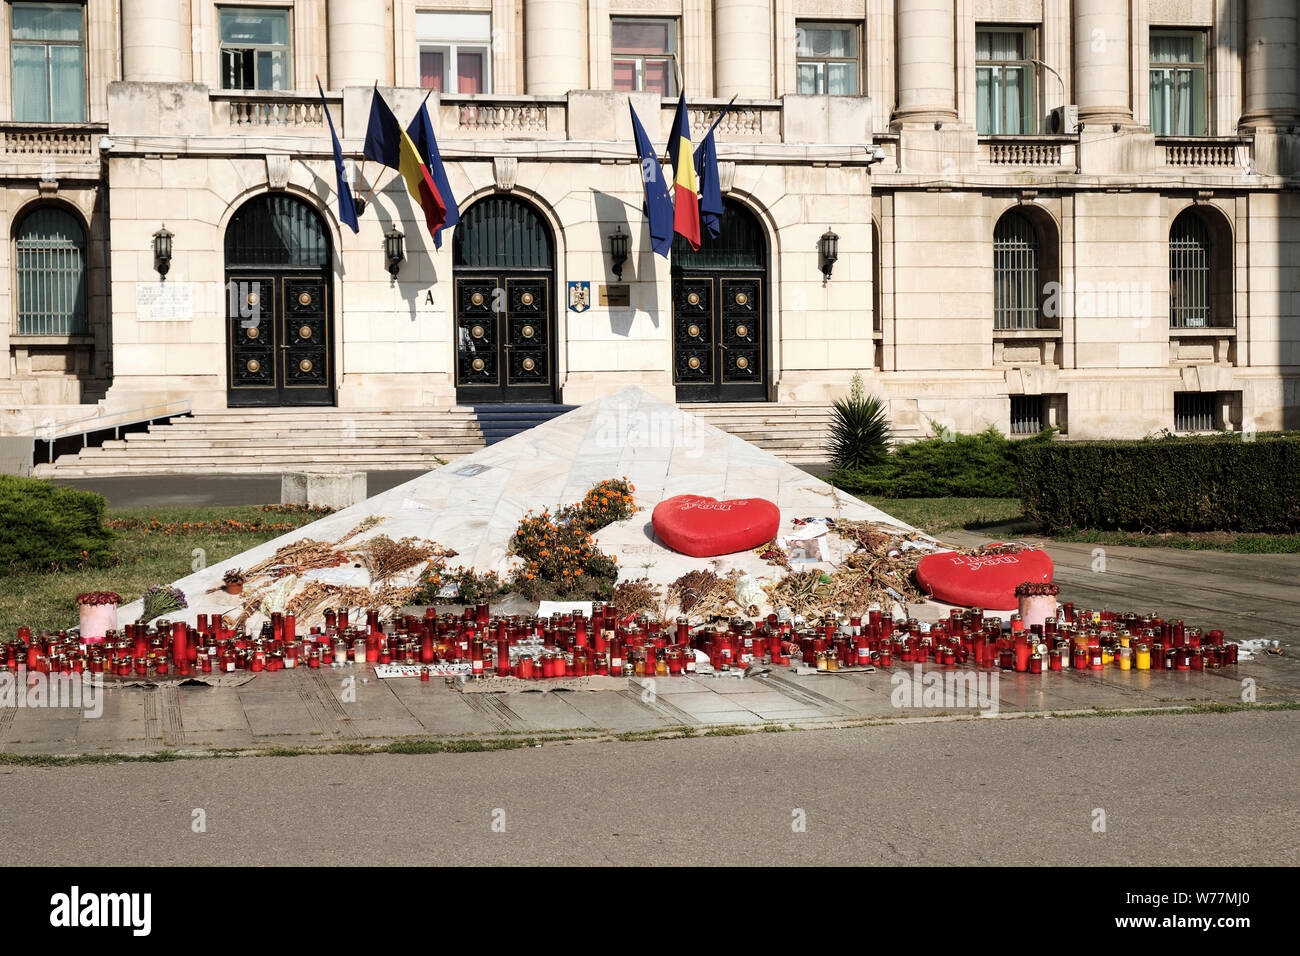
1160, 138, 1249, 169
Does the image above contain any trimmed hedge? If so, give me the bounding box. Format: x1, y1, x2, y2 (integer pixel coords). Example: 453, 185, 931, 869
0, 474, 116, 571
1019, 433, 1300, 533
831, 426, 1053, 498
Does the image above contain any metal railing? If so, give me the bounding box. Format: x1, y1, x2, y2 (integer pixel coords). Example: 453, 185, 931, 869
33, 400, 191, 464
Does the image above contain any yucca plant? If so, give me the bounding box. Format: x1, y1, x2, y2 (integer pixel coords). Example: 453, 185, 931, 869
827, 373, 891, 470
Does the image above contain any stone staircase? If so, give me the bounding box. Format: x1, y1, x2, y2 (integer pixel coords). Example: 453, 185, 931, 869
32, 401, 922, 478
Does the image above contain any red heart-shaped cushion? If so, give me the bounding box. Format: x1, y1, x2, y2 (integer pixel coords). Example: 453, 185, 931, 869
652, 495, 781, 558
915, 545, 1054, 610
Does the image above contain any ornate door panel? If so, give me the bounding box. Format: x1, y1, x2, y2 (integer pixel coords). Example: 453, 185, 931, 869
455, 274, 554, 403
672, 274, 765, 403
282, 277, 330, 397
455, 277, 501, 392
226, 275, 334, 406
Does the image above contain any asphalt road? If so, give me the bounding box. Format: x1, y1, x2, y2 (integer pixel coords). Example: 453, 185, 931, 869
1, 710, 1295, 866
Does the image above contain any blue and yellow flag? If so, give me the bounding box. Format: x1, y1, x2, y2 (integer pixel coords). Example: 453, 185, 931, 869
630, 102, 674, 258
317, 80, 358, 233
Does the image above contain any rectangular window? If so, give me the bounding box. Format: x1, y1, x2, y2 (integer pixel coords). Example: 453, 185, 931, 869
1150, 30, 1207, 136
612, 18, 677, 97
796, 21, 860, 95
416, 11, 491, 94
976, 27, 1036, 135
11, 1, 85, 122
1010, 395, 1045, 435
219, 7, 291, 91
1174, 392, 1217, 432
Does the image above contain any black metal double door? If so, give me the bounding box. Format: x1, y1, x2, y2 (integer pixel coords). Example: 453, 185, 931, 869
672, 273, 765, 402
455, 273, 553, 403
226, 273, 333, 406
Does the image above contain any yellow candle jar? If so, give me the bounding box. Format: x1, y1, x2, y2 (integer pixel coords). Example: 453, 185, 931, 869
1135, 643, 1151, 670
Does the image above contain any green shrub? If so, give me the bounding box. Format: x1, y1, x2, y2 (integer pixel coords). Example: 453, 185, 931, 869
1019, 432, 1300, 533
0, 474, 116, 571
832, 425, 1053, 498
827, 374, 890, 470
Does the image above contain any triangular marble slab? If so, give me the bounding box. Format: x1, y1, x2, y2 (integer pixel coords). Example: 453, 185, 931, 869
119, 387, 916, 625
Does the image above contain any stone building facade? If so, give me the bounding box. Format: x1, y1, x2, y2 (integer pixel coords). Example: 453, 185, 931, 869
1, 0, 1296, 441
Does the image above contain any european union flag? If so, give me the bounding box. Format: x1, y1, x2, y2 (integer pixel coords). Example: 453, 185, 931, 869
407, 103, 461, 249
317, 80, 358, 233
694, 95, 735, 242
629, 101, 674, 258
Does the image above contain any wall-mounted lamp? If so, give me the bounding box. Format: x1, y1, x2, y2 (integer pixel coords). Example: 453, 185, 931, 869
933, 119, 943, 131
610, 226, 629, 279
152, 224, 173, 279
819, 228, 840, 282
384, 226, 405, 278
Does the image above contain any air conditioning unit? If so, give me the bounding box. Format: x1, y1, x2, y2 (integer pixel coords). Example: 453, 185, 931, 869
1048, 105, 1079, 135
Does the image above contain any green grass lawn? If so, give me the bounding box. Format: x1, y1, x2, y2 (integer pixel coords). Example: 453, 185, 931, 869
857, 496, 1298, 553
4, 496, 1294, 637
860, 496, 1025, 534
0, 505, 326, 637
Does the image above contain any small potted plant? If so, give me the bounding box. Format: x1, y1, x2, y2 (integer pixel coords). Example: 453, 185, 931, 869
1014, 581, 1060, 633
222, 569, 247, 595
77, 591, 121, 644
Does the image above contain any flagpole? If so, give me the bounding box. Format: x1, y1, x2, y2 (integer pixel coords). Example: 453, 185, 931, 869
704, 94, 738, 141
359, 81, 386, 208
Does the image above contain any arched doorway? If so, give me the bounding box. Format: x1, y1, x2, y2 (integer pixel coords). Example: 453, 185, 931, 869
452, 194, 556, 403
224, 193, 334, 406
671, 198, 768, 402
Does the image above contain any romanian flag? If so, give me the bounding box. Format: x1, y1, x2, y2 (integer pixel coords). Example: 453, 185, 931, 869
406, 103, 460, 249
665, 92, 701, 250
363, 89, 446, 238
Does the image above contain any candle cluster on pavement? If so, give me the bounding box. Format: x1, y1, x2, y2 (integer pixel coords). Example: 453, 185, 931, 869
5, 600, 1239, 682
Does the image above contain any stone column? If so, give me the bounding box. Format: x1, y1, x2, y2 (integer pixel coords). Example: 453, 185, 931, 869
1240, 0, 1300, 127
891, 0, 957, 124
327, 0, 388, 90
1072, 0, 1132, 126
525, 0, 586, 94
715, 0, 772, 98
121, 0, 181, 82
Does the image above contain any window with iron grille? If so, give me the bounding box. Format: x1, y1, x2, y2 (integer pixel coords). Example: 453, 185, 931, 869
1170, 209, 1212, 328
1174, 392, 1217, 431
15, 206, 87, 336
1010, 395, 1044, 435
994, 210, 1041, 329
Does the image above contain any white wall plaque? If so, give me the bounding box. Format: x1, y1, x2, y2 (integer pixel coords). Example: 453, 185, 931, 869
136, 282, 194, 321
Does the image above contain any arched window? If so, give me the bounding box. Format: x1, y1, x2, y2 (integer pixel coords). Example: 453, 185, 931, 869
671, 198, 765, 269
225, 193, 330, 268
993, 210, 1041, 330
453, 195, 553, 270
1169, 209, 1213, 328
15, 206, 86, 335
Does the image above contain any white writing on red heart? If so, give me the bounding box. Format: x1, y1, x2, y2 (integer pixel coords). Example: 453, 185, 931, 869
947, 554, 1021, 569
675, 499, 750, 512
